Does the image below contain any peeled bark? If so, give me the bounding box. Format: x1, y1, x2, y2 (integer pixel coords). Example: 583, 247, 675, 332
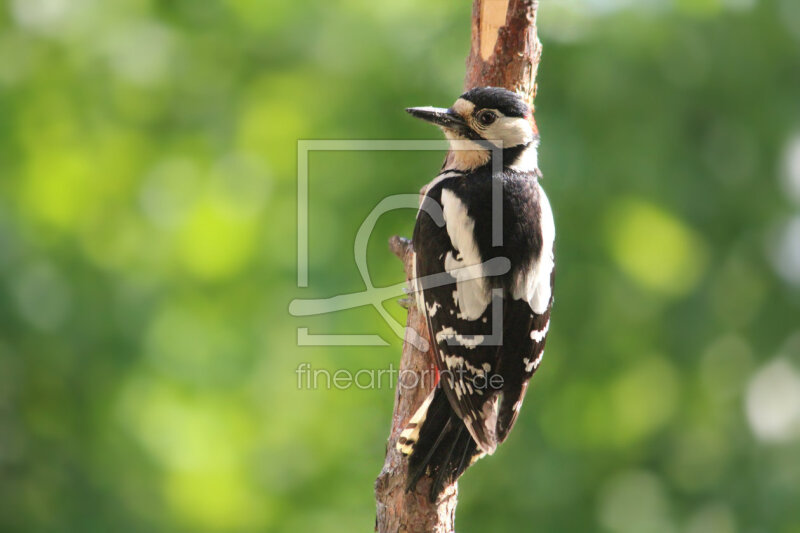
465, 0, 542, 107
375, 2, 542, 531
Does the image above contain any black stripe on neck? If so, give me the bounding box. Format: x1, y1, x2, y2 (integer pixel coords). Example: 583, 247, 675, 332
500, 143, 529, 168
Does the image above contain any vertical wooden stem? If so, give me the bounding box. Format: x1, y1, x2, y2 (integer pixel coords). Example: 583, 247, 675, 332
375, 2, 541, 531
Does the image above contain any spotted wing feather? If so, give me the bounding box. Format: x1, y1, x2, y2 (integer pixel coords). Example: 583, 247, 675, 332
413, 170, 553, 453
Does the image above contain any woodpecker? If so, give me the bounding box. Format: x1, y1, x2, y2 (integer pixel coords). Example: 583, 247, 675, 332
397, 87, 555, 501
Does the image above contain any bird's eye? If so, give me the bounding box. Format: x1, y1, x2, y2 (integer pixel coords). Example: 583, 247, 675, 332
477, 111, 496, 126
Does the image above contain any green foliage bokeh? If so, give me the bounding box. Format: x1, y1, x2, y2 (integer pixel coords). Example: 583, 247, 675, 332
1, 0, 800, 531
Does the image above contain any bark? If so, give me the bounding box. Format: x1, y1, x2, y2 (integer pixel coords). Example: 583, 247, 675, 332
465, 0, 542, 107
374, 2, 541, 531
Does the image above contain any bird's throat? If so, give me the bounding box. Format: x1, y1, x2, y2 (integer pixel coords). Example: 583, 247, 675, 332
444, 142, 538, 172
445, 148, 491, 171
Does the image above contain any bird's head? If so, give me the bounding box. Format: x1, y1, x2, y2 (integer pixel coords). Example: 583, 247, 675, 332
406, 86, 539, 172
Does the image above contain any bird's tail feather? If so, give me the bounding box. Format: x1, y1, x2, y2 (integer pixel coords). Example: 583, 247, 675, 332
397, 386, 481, 501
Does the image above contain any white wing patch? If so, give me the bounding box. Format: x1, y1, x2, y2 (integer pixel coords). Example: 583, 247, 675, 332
442, 355, 488, 376
512, 183, 555, 314
530, 319, 550, 343
426, 301, 441, 317
523, 350, 545, 373
441, 189, 491, 320
435, 327, 484, 349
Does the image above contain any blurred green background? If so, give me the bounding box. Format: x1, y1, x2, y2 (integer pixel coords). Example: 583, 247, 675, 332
1, 0, 800, 531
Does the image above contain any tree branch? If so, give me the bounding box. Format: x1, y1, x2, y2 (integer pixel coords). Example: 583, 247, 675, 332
375, 2, 541, 531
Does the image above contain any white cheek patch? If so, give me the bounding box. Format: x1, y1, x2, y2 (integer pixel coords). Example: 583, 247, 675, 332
512, 183, 555, 315
441, 189, 491, 320
485, 116, 534, 148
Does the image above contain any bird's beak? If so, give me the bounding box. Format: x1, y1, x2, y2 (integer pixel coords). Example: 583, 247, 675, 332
406, 106, 469, 133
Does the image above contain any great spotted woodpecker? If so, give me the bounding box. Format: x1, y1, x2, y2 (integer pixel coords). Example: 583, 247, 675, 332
398, 87, 555, 501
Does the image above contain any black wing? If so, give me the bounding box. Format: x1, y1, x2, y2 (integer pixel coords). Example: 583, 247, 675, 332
413, 173, 553, 454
